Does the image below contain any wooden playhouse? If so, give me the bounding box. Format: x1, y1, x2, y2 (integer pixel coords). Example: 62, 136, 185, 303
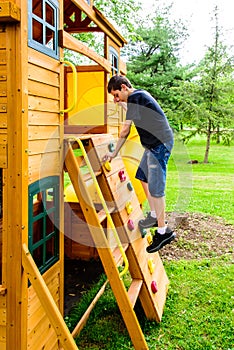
0, 0, 170, 349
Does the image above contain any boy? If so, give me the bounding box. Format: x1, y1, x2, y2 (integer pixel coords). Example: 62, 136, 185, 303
103, 75, 176, 253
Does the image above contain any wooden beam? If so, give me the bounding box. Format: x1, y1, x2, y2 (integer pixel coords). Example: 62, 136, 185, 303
22, 244, 78, 350
71, 280, 108, 338
69, 0, 127, 47
0, 1, 20, 22
61, 30, 111, 72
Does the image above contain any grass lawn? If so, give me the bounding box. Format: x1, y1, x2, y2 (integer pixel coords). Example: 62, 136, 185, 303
66, 256, 233, 350
166, 137, 234, 224
65, 137, 234, 349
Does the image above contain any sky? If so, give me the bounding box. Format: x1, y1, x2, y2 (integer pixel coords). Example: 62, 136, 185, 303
141, 0, 234, 64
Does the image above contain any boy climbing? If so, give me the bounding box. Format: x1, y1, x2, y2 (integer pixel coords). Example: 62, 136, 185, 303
103, 75, 176, 253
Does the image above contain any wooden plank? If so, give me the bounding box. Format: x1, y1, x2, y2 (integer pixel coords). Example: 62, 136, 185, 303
0, 81, 6, 96
28, 47, 61, 73
0, 51, 6, 65
28, 79, 59, 100
0, 294, 6, 308
28, 63, 59, 87
119, 58, 127, 75
69, 0, 126, 46
0, 1, 20, 22
28, 125, 59, 140
28, 138, 60, 155
28, 263, 61, 315
22, 244, 78, 350
127, 238, 169, 322
62, 31, 111, 73
0, 324, 6, 338
128, 279, 143, 307
0, 32, 6, 48
28, 95, 60, 113
71, 280, 108, 338
27, 316, 58, 349
0, 113, 6, 127
0, 308, 6, 326
0, 65, 6, 80
28, 152, 60, 183
5, 22, 27, 350
28, 110, 59, 126
0, 144, 7, 168
0, 103, 6, 113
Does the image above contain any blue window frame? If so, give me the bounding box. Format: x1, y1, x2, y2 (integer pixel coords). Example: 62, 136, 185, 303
109, 46, 119, 76
28, 0, 59, 59
28, 176, 60, 274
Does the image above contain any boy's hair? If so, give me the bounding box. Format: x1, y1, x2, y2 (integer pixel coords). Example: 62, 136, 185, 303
107, 75, 132, 93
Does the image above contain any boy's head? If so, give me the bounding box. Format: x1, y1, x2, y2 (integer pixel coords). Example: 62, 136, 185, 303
107, 75, 132, 103
107, 75, 132, 93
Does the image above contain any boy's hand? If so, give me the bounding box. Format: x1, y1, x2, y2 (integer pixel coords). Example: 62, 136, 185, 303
102, 152, 115, 162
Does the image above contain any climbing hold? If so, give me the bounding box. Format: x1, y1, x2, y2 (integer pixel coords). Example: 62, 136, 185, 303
125, 201, 133, 215
104, 161, 112, 172
148, 258, 155, 274
127, 182, 133, 191
118, 170, 126, 182
151, 281, 158, 294
108, 142, 115, 152
127, 219, 134, 231
147, 233, 153, 245
150, 227, 156, 236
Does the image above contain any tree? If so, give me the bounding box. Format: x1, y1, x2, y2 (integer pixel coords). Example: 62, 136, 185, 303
173, 6, 234, 163
94, 0, 141, 38
124, 8, 188, 130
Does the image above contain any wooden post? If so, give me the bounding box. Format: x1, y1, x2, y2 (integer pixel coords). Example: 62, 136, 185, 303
4, 0, 29, 346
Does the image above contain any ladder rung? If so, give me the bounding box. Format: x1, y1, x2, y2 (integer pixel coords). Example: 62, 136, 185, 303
97, 206, 115, 223
128, 279, 143, 307
82, 170, 102, 182
112, 244, 129, 266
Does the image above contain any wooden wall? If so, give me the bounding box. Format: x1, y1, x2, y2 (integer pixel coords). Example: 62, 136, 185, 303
27, 48, 61, 184
27, 263, 61, 350
26, 44, 65, 348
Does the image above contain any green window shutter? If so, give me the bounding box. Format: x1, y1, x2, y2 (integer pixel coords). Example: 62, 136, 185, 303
28, 176, 60, 274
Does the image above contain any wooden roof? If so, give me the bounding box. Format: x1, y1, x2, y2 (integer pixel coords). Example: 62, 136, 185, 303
64, 0, 127, 47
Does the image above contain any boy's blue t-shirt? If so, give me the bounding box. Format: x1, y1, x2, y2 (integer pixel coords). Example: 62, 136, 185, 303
126, 89, 173, 149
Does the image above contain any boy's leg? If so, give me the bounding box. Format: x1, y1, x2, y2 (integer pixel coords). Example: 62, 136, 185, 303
151, 196, 165, 229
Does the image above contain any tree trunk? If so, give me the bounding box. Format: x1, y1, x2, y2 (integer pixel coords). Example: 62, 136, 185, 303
204, 120, 212, 163
216, 125, 221, 144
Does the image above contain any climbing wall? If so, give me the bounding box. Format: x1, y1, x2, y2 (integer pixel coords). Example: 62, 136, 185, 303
64, 133, 170, 349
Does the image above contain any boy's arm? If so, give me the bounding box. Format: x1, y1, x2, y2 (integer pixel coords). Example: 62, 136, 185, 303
103, 120, 132, 162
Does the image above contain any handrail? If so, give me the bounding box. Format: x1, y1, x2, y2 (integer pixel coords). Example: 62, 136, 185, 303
60, 59, 77, 114
74, 137, 129, 278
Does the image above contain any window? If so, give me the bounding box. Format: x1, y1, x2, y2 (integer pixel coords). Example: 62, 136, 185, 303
109, 46, 119, 76
28, 0, 59, 59
28, 176, 60, 274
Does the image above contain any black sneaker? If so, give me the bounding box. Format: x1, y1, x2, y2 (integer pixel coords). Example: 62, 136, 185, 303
138, 212, 158, 230
146, 227, 176, 253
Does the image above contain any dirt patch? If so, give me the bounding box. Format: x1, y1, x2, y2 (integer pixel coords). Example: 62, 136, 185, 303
64, 212, 234, 315
161, 212, 234, 261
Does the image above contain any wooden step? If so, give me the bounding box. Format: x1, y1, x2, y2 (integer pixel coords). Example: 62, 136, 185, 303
97, 206, 116, 223
82, 170, 102, 182
128, 279, 143, 307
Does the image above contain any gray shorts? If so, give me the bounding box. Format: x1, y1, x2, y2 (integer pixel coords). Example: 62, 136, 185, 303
135, 144, 171, 197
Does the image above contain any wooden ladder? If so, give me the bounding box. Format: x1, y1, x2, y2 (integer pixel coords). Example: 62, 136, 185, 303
64, 134, 170, 350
